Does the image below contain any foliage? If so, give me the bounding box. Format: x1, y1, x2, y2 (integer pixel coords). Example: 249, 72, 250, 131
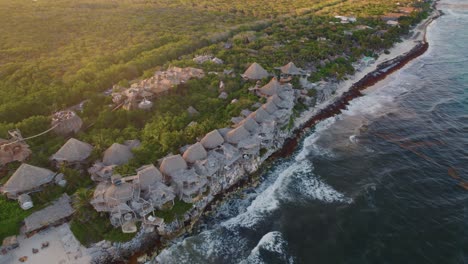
0, 196, 31, 241
154, 200, 193, 223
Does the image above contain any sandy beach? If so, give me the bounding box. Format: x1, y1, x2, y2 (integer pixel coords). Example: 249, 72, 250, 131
0, 224, 91, 264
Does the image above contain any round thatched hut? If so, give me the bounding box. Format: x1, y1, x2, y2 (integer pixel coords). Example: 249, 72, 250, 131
51, 110, 83, 135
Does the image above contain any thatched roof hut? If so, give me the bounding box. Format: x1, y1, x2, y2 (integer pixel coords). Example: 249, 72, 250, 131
237, 117, 259, 133
258, 77, 281, 97
226, 125, 250, 145
182, 142, 208, 163
262, 100, 278, 115
1, 164, 55, 198
104, 182, 134, 207
51, 110, 83, 135
23, 194, 74, 234
50, 138, 93, 163
268, 94, 289, 109
103, 143, 133, 166
249, 108, 272, 123
159, 154, 188, 177
146, 183, 176, 209
137, 164, 164, 190
242, 63, 269, 80
0, 139, 31, 166
200, 130, 224, 149
280, 62, 304, 75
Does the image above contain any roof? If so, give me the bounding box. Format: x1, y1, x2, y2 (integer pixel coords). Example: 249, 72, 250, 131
137, 164, 164, 189
104, 182, 134, 206
242, 63, 269, 80
238, 117, 260, 133
226, 125, 250, 144
280, 62, 303, 75
159, 154, 188, 176
258, 77, 281, 96
1, 164, 55, 196
51, 138, 93, 162
249, 108, 272, 123
23, 194, 74, 234
103, 143, 133, 166
200, 130, 225, 149
147, 183, 176, 207
182, 142, 208, 163
262, 100, 278, 114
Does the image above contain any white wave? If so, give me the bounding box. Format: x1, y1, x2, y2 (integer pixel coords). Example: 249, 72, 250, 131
241, 231, 293, 264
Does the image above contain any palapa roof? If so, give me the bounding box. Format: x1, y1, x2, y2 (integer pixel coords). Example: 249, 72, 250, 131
1, 164, 55, 196
268, 94, 287, 108
242, 62, 269, 80
249, 107, 272, 123
159, 154, 188, 177
104, 182, 134, 206
51, 138, 93, 162
137, 164, 164, 189
226, 125, 250, 145
103, 143, 133, 166
182, 142, 208, 163
238, 117, 260, 133
280, 62, 303, 75
200, 130, 224, 149
23, 194, 74, 234
258, 77, 281, 96
262, 100, 278, 114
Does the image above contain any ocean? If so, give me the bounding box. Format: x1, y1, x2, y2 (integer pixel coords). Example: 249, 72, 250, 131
155, 1, 468, 263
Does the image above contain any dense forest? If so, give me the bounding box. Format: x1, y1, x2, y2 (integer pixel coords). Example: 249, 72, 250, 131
0, 0, 430, 243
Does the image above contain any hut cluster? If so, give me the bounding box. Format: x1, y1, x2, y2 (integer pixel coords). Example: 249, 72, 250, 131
0, 61, 302, 237
112, 67, 205, 111
84, 62, 297, 234
193, 55, 224, 65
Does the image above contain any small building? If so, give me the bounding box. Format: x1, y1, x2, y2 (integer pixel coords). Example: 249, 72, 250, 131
182, 142, 208, 164
242, 63, 269, 80
170, 168, 208, 203
136, 164, 164, 190
262, 100, 279, 115
88, 162, 116, 182
226, 125, 250, 145
249, 108, 273, 124
50, 138, 93, 168
51, 110, 83, 135
258, 77, 282, 97
138, 99, 153, 110
159, 154, 188, 177
18, 193, 33, 210
279, 62, 305, 76
145, 183, 176, 209
23, 194, 74, 235
0, 136, 32, 167
103, 143, 134, 166
200, 130, 225, 149
236, 117, 260, 133
1, 164, 56, 199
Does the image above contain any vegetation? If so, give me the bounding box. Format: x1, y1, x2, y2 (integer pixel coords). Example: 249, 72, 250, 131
0, 197, 31, 241
0, 0, 431, 243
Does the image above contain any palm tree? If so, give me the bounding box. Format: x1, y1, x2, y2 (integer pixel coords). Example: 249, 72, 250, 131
73, 188, 95, 223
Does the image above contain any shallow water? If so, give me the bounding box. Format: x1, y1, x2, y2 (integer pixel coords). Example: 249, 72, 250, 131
156, 1, 468, 263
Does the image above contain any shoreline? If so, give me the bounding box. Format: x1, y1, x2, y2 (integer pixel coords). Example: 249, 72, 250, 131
140, 4, 443, 264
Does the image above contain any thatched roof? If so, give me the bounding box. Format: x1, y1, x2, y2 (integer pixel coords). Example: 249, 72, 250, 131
104, 182, 133, 206
1, 164, 55, 196
23, 194, 74, 234
240, 109, 252, 117
137, 164, 163, 189
200, 130, 224, 149
258, 77, 281, 96
238, 117, 260, 133
262, 100, 278, 114
226, 125, 250, 145
159, 154, 188, 177
249, 107, 272, 123
242, 63, 269, 80
51, 138, 93, 163
147, 183, 176, 208
182, 142, 208, 163
280, 62, 303, 75
268, 94, 288, 109
220, 143, 241, 166
103, 143, 133, 166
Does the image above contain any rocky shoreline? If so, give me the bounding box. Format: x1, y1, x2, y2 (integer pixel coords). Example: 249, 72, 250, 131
89, 6, 441, 264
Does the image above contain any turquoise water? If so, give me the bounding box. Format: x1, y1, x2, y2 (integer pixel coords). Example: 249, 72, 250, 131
155, 1, 468, 263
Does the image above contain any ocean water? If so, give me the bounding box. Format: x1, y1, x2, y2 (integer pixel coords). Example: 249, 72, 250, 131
155, 1, 468, 263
